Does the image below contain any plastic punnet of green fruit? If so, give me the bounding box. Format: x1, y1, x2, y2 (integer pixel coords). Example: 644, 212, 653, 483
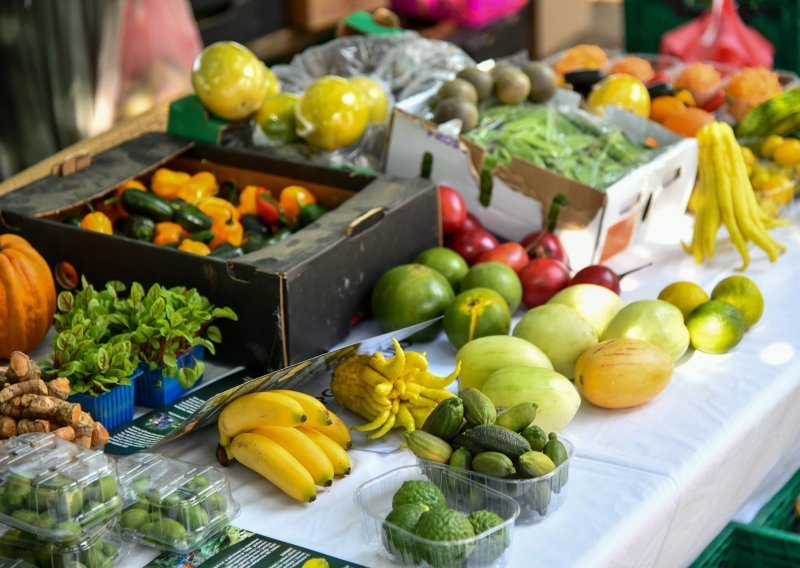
0, 433, 122, 542
116, 453, 240, 554
0, 521, 128, 568
354, 464, 520, 567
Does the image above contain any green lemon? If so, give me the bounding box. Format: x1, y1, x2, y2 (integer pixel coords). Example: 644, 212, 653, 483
255, 93, 299, 144
686, 300, 746, 354
710, 275, 764, 329
657, 281, 709, 321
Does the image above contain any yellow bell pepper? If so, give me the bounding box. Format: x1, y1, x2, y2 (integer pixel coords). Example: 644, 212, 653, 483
237, 185, 267, 217
177, 171, 217, 204
199, 195, 240, 223
80, 212, 113, 235
210, 217, 244, 249
154, 222, 187, 246
152, 168, 191, 200
178, 239, 211, 256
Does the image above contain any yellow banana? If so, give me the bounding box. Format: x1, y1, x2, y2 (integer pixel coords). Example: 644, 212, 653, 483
299, 426, 351, 476
249, 425, 334, 487
218, 392, 307, 447
305, 409, 352, 449
271, 390, 332, 427
230, 433, 317, 503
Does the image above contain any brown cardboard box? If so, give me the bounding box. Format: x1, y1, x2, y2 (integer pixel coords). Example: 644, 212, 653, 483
289, 0, 388, 32
530, 0, 623, 59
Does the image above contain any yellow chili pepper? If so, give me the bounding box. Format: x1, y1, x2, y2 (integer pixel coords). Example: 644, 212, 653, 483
80, 212, 113, 235
177, 171, 217, 204
198, 195, 240, 224
237, 185, 266, 217
178, 239, 211, 256
210, 218, 244, 249
152, 168, 190, 200
154, 222, 187, 246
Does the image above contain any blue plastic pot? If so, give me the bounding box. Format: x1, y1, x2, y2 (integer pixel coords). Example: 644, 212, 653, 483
68, 368, 141, 433
134, 344, 205, 408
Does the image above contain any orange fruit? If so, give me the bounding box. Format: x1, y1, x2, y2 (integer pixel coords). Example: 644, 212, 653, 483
662, 108, 715, 138
650, 96, 685, 124
612, 56, 655, 83
675, 63, 721, 93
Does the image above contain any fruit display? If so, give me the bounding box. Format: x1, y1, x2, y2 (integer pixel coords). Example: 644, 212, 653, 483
354, 464, 518, 566
0, 433, 121, 542
739, 136, 799, 217
686, 121, 787, 270
117, 453, 239, 553
0, 352, 109, 449
725, 67, 783, 121
0, 235, 56, 359
0, 522, 127, 568
331, 340, 459, 439
404, 392, 573, 523
216, 390, 351, 503
68, 169, 328, 257
735, 88, 800, 139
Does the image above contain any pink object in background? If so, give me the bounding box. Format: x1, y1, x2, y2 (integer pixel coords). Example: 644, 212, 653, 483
660, 0, 773, 68
391, 0, 527, 28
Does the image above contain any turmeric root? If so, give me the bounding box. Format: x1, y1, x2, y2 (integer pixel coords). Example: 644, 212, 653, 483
45, 378, 70, 400
0, 416, 16, 438
91, 421, 110, 448
24, 396, 81, 424
0, 379, 48, 404
17, 419, 51, 434
6, 352, 41, 383
74, 436, 91, 448
0, 395, 33, 418
52, 425, 76, 442
73, 412, 95, 438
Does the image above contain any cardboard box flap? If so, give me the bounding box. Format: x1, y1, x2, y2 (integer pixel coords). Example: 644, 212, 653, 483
0, 133, 192, 217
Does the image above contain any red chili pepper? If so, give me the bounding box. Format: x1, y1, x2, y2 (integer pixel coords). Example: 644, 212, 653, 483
256, 192, 282, 228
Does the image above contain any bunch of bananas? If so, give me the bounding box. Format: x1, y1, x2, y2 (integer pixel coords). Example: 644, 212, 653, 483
217, 389, 351, 503
330, 339, 459, 439
686, 121, 787, 270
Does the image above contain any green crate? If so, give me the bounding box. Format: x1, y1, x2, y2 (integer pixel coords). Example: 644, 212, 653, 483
753, 468, 800, 532
623, 0, 800, 74
691, 523, 800, 567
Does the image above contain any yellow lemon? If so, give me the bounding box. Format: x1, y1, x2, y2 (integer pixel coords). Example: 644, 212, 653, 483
295, 76, 369, 150
192, 41, 267, 121
658, 281, 709, 321
263, 64, 281, 97
772, 138, 800, 167
349, 76, 389, 123
760, 135, 784, 159
255, 93, 299, 144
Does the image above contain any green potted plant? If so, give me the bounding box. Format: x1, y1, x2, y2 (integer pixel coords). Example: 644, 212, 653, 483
43, 280, 140, 432
119, 282, 237, 407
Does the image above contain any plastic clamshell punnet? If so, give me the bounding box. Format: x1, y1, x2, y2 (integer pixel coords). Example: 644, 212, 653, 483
354, 462, 521, 567
116, 453, 240, 554
0, 433, 122, 542
0, 520, 128, 568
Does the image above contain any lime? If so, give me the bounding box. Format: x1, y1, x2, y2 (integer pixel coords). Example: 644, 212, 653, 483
255, 94, 299, 144
686, 300, 746, 354
295, 76, 369, 150
192, 41, 267, 121
657, 281, 709, 321
349, 76, 389, 123
710, 275, 764, 329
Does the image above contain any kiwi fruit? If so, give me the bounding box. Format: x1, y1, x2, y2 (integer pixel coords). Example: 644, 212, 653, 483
522, 61, 558, 103
456, 67, 493, 101
494, 68, 531, 105
433, 98, 479, 133
437, 79, 478, 105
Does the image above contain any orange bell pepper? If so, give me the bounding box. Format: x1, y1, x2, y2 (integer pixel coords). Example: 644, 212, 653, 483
237, 185, 268, 217
178, 239, 211, 256
210, 217, 244, 249
116, 179, 146, 196
152, 168, 191, 200
279, 185, 316, 223
154, 222, 187, 246
198, 196, 240, 224
80, 212, 113, 235
177, 171, 217, 204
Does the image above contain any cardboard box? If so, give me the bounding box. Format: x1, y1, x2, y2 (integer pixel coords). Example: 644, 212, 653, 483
0, 133, 439, 373
530, 0, 623, 59
288, 0, 388, 32
384, 106, 697, 268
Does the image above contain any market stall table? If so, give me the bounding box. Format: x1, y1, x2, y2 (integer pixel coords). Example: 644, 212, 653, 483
88, 219, 800, 567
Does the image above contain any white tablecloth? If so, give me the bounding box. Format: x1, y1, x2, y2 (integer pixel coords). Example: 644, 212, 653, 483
115, 220, 800, 568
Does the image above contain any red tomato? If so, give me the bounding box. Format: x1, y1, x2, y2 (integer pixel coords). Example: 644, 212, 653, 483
439, 185, 467, 235
475, 242, 529, 273
518, 258, 571, 307
570, 264, 621, 294
448, 228, 499, 265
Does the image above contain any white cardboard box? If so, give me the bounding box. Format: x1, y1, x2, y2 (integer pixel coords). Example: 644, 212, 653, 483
384, 105, 698, 268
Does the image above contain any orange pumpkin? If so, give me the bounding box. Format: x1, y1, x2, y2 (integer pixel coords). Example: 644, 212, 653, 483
0, 235, 56, 357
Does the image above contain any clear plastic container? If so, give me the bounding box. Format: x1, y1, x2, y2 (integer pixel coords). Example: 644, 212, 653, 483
417, 437, 575, 525
0, 522, 127, 568
354, 463, 520, 567
0, 433, 122, 542
116, 453, 240, 553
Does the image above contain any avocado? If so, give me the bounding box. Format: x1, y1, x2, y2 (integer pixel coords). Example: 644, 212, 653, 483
415, 508, 475, 566
456, 67, 493, 101
433, 98, 479, 133
437, 79, 478, 105
522, 61, 558, 103
391, 480, 446, 511
494, 68, 531, 105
